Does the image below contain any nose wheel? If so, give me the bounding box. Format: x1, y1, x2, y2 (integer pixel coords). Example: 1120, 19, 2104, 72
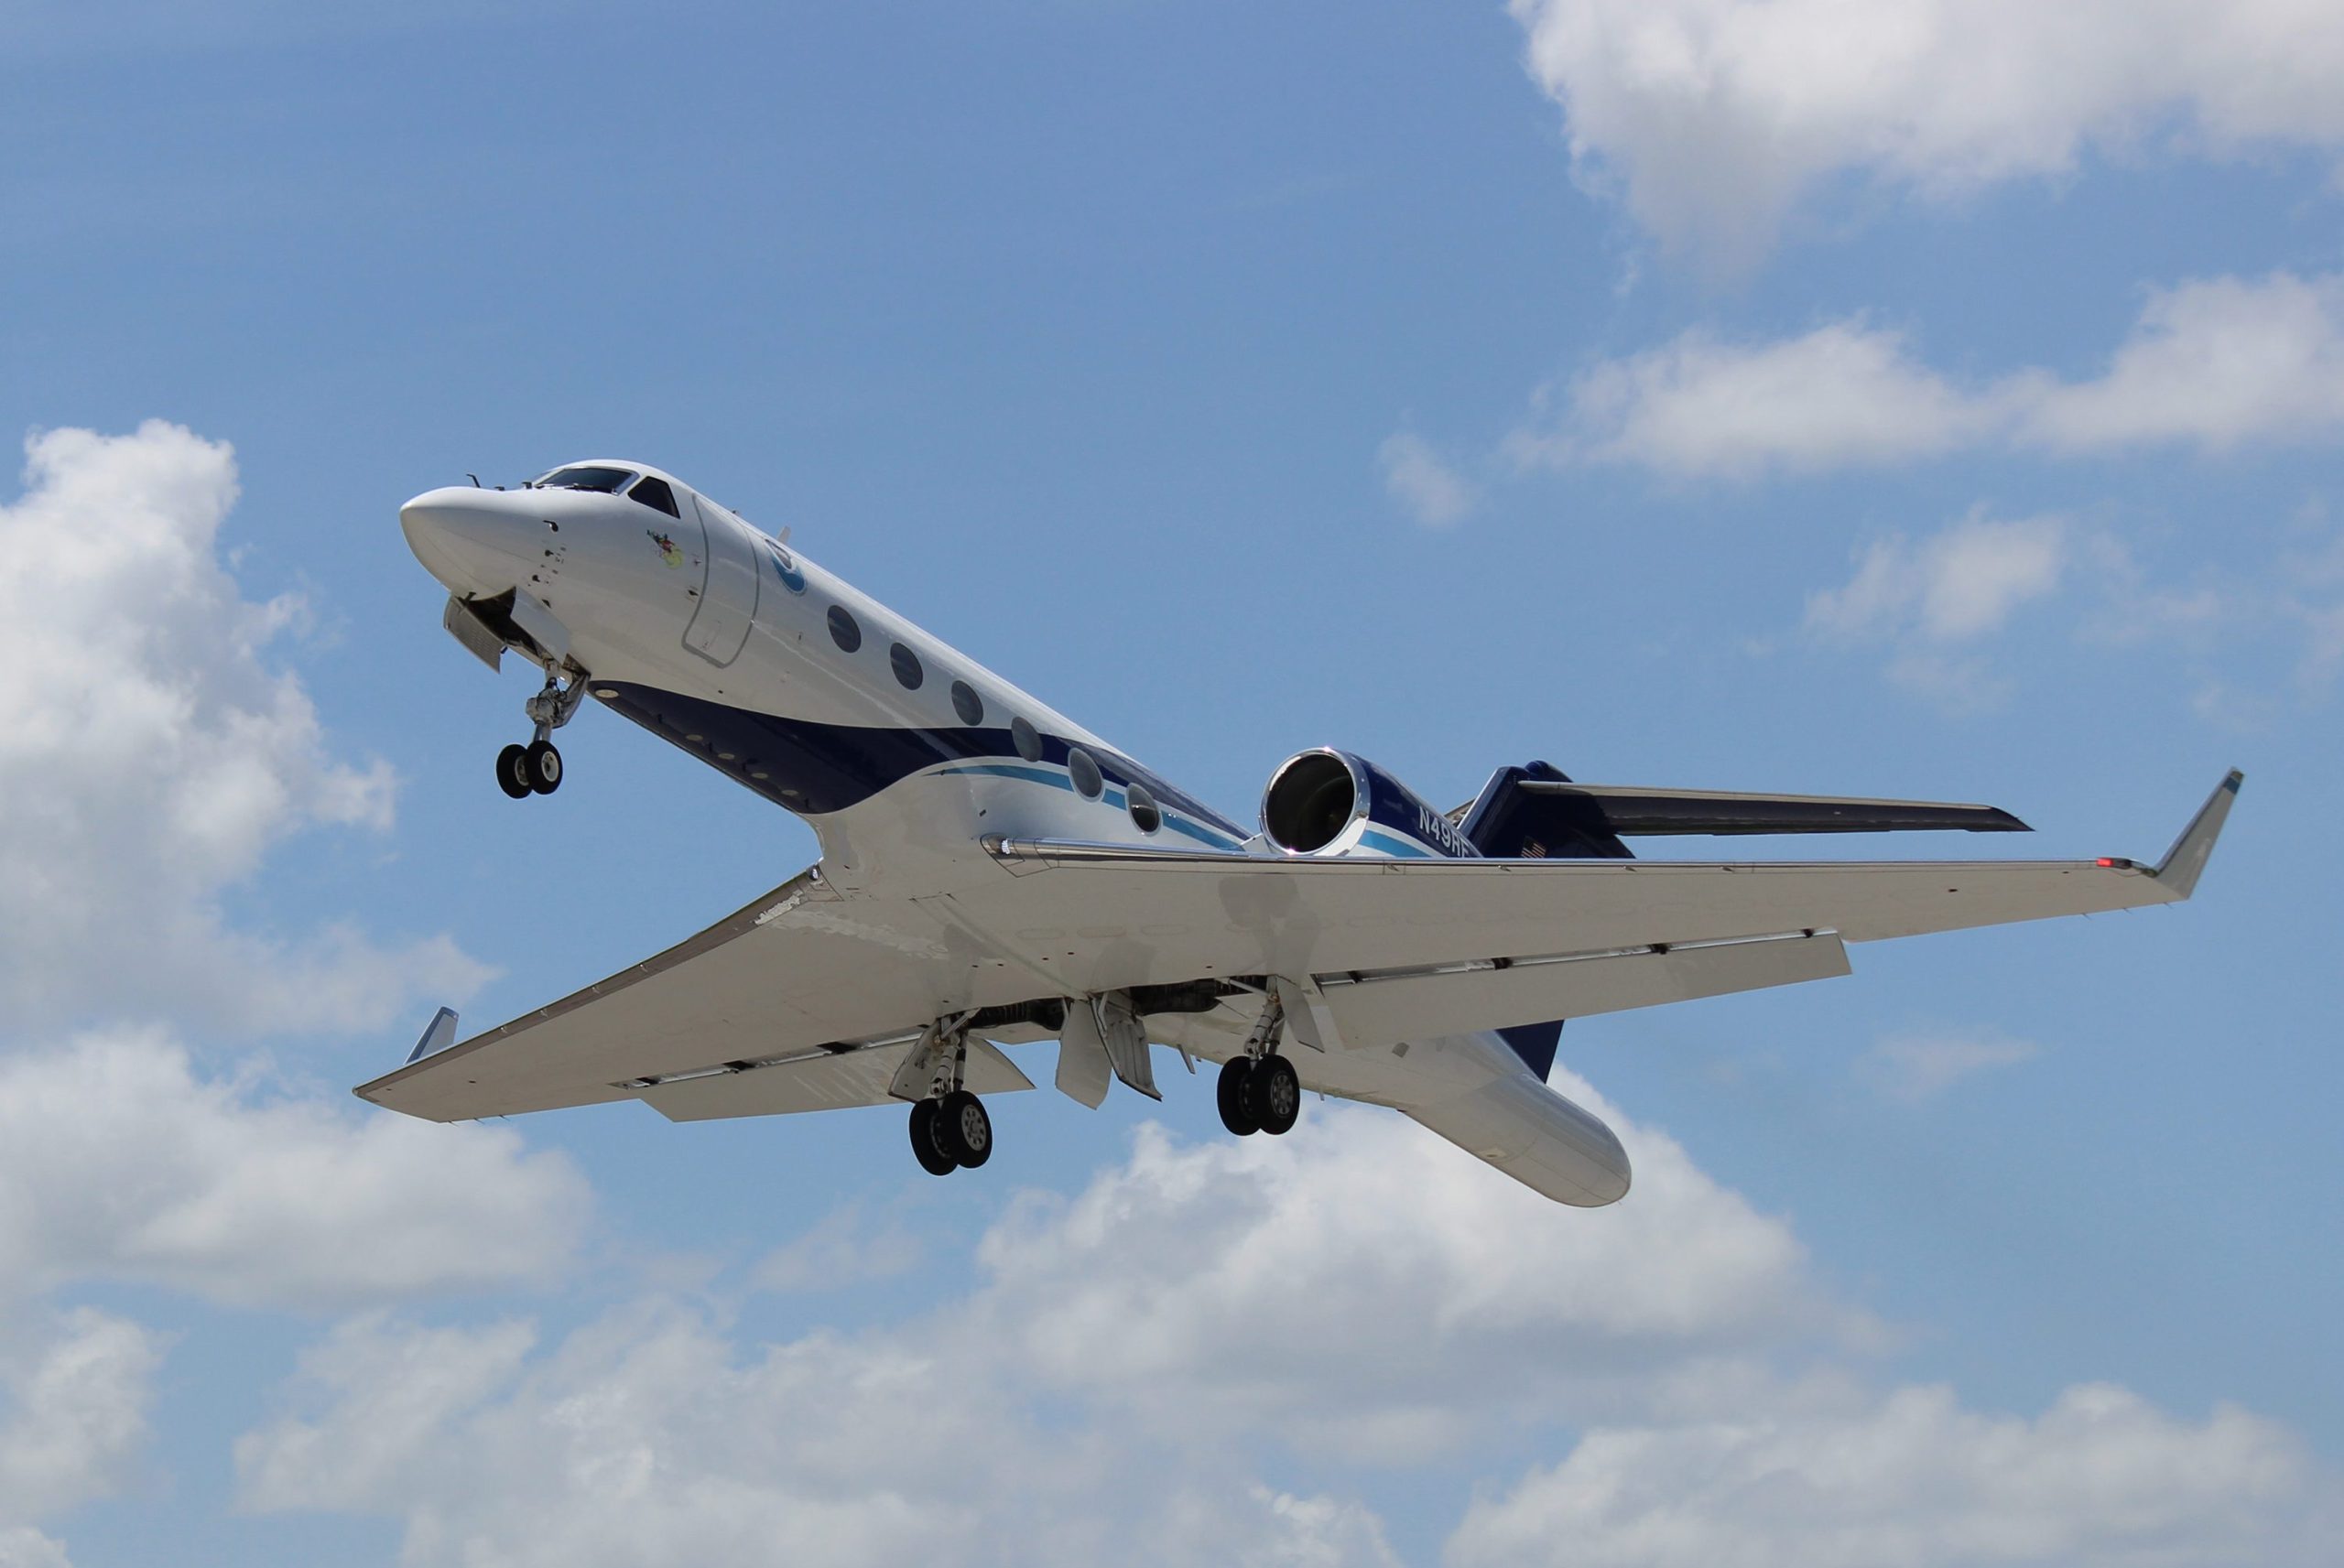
496, 740, 562, 797
497, 666, 588, 799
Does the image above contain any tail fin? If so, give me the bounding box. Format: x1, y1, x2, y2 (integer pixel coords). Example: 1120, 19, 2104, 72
1460, 762, 1634, 860
1460, 762, 1622, 1079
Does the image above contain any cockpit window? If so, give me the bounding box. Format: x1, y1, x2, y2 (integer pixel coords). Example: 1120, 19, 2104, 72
627, 475, 680, 517
534, 466, 636, 493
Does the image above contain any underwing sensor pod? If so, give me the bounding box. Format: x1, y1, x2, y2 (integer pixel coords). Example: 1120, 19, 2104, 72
361, 456, 2241, 1209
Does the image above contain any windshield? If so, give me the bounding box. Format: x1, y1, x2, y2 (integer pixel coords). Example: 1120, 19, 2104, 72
533, 465, 636, 492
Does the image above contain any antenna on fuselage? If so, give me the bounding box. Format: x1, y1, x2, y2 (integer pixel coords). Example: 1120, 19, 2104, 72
466, 473, 482, 487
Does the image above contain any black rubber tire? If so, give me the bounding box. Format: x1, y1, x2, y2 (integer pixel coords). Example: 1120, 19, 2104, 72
1216, 1056, 1260, 1137
1255, 1054, 1301, 1136
495, 743, 533, 799
908, 1099, 957, 1176
525, 739, 562, 795
939, 1089, 993, 1169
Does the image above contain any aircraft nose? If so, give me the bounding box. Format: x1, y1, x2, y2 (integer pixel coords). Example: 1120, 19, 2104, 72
399, 488, 531, 596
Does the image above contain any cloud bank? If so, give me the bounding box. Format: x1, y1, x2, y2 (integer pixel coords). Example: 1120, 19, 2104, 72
0, 420, 488, 1035
1511, 0, 2344, 263
233, 1097, 2339, 1568
1516, 273, 2344, 480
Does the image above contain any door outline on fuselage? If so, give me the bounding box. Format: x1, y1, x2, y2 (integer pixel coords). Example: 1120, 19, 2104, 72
683, 492, 760, 668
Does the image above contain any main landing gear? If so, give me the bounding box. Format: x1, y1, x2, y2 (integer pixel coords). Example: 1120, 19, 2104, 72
1217, 996, 1302, 1139
909, 1090, 993, 1174
496, 665, 590, 799
895, 1014, 995, 1176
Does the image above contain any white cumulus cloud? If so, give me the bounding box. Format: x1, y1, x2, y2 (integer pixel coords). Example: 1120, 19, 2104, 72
1510, 0, 2344, 264
968, 1084, 1865, 1460
1859, 1029, 2040, 1103
1519, 274, 2344, 480
1449, 1381, 2334, 1568
236, 1303, 1405, 1568
1802, 511, 2069, 710
1806, 514, 2068, 646
232, 1093, 2336, 1568
1377, 431, 1479, 528
0, 1031, 591, 1310
234, 1086, 1850, 1559
0, 1308, 163, 1530
0, 421, 489, 1036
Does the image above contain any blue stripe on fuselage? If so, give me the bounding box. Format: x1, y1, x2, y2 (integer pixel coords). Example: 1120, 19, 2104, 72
594, 681, 1247, 842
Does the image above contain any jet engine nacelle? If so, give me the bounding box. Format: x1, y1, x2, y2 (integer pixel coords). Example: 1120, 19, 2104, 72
1259, 747, 1480, 860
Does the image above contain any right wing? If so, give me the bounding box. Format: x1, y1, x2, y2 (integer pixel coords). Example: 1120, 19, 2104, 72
981, 770, 2241, 1046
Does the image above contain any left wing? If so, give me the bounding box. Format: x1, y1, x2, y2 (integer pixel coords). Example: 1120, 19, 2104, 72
356, 864, 1046, 1121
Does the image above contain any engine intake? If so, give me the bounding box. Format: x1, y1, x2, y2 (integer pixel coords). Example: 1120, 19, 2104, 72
1260, 747, 1478, 860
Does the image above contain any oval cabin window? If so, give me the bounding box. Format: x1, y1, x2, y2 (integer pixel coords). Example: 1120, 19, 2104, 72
889, 642, 924, 690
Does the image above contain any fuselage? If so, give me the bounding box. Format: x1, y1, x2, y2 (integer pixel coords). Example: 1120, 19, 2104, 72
398, 460, 1634, 1206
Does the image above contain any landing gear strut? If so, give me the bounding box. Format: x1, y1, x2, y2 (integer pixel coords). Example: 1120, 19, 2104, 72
1217, 996, 1302, 1138
895, 1015, 995, 1175
497, 665, 589, 798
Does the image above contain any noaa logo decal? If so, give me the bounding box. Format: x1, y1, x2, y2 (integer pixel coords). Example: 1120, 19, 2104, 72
646, 530, 685, 568
765, 538, 807, 593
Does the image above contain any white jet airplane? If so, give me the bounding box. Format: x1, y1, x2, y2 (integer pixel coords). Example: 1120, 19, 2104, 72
361, 460, 2240, 1206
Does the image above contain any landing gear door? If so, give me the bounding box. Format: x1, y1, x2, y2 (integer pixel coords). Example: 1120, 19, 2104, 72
683, 493, 760, 667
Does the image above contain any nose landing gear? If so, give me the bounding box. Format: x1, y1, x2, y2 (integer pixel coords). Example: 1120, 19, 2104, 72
496, 739, 562, 797
496, 666, 589, 798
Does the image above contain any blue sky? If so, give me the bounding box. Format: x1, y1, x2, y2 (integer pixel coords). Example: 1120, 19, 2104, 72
3, 3, 2340, 1563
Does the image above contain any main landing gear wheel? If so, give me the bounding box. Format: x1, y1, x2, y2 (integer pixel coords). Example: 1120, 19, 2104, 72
937, 1089, 993, 1169
523, 739, 562, 795
495, 743, 533, 799
909, 1092, 992, 1173
908, 1099, 958, 1176
1217, 1056, 1262, 1137
1253, 1054, 1301, 1136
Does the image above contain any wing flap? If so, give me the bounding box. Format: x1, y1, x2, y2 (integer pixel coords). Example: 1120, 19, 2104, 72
1319, 930, 1850, 1049
642, 1037, 1034, 1122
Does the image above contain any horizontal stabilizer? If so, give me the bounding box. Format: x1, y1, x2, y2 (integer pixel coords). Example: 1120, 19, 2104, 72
1319, 930, 1850, 1050
1514, 781, 2030, 837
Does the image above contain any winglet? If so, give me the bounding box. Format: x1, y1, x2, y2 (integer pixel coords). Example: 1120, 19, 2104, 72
406, 1006, 460, 1065
2148, 769, 2242, 901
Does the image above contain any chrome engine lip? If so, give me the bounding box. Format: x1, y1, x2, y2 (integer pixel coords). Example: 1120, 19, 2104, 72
1259, 746, 1372, 855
